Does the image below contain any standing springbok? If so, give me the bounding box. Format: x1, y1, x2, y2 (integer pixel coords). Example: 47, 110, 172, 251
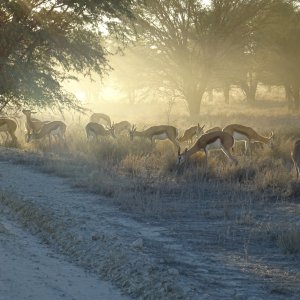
223, 124, 273, 155
178, 124, 205, 144
177, 131, 238, 170
28, 121, 67, 146
291, 139, 300, 179
129, 124, 180, 151
85, 122, 116, 139
22, 109, 49, 141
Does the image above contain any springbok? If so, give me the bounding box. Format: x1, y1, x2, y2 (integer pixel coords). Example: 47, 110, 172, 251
223, 124, 273, 155
114, 121, 131, 135
291, 139, 300, 179
0, 118, 17, 143
129, 124, 180, 151
205, 126, 222, 134
89, 113, 111, 127
178, 124, 205, 144
85, 122, 116, 139
28, 121, 66, 145
22, 109, 49, 141
177, 131, 238, 170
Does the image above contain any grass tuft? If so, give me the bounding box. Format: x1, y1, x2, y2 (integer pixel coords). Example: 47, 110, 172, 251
277, 224, 300, 254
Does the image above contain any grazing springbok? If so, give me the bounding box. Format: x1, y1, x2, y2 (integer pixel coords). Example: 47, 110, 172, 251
223, 124, 273, 155
178, 124, 205, 144
205, 126, 222, 134
129, 124, 180, 151
89, 113, 111, 127
28, 121, 67, 145
177, 131, 238, 170
85, 122, 116, 139
291, 139, 300, 179
114, 121, 131, 135
0, 118, 17, 143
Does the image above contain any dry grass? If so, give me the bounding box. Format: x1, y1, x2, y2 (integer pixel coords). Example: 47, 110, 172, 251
10, 118, 299, 203
277, 224, 300, 254
2, 100, 300, 256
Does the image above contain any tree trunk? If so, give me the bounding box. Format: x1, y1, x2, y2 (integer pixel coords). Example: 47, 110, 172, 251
185, 89, 205, 117
208, 89, 213, 102
240, 72, 258, 103
183, 74, 209, 116
292, 86, 300, 110
223, 85, 230, 104
128, 89, 135, 105
284, 84, 293, 110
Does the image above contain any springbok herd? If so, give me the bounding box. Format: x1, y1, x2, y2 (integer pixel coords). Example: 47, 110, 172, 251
0, 110, 300, 178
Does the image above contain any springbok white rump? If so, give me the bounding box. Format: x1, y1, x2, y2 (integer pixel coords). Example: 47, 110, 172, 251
223, 124, 273, 155
177, 130, 237, 170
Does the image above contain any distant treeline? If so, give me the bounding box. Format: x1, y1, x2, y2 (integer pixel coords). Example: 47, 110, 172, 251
1, 1, 299, 115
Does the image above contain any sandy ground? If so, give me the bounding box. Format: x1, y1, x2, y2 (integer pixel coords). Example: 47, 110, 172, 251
0, 148, 300, 299
0, 217, 128, 300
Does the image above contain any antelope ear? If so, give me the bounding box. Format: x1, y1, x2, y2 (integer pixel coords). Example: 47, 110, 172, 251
270, 131, 274, 139
201, 124, 205, 130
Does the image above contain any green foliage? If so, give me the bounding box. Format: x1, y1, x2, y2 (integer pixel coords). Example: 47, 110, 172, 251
0, 0, 133, 111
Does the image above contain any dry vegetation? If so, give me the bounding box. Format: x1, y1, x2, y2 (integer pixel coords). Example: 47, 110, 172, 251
1, 97, 300, 298
2, 97, 299, 259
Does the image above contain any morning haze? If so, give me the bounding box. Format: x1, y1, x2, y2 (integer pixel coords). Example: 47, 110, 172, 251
0, 1, 300, 299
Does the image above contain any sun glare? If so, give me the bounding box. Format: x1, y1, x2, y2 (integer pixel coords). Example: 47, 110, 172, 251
75, 90, 87, 103
202, 0, 211, 6
100, 86, 120, 102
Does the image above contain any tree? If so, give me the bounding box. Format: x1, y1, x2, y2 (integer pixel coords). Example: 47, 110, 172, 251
134, 0, 270, 116
258, 0, 300, 109
0, 0, 133, 112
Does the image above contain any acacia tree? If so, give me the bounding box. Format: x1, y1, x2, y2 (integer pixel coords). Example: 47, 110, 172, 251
134, 0, 270, 116
259, 0, 300, 109
215, 0, 300, 105
0, 0, 133, 112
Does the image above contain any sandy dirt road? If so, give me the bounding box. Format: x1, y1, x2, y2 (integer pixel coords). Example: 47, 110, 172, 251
0, 217, 128, 300
0, 150, 300, 299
